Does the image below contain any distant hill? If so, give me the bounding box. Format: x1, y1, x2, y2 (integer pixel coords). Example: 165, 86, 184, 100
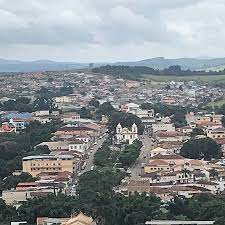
0, 59, 89, 72
114, 57, 225, 70
2, 57, 225, 72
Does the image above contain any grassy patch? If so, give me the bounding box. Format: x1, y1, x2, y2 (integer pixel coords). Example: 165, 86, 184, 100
207, 99, 225, 108
142, 74, 225, 82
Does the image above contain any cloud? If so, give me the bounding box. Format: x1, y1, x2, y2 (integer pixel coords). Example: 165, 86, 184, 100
0, 0, 224, 61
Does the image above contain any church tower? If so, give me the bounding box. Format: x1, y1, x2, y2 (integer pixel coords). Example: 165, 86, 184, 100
132, 123, 138, 133
116, 123, 122, 134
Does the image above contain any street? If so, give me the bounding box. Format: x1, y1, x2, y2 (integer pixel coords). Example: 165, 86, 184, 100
81, 134, 108, 174
130, 135, 154, 179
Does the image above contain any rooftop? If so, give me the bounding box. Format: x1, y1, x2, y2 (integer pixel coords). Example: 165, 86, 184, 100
23, 155, 74, 161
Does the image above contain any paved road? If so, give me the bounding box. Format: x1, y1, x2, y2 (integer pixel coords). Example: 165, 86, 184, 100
69, 134, 108, 195
81, 134, 108, 174
130, 135, 154, 179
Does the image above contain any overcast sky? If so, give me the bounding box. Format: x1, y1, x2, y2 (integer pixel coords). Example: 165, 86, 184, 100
0, 0, 225, 62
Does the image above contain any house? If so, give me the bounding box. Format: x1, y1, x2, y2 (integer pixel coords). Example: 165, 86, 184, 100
154, 131, 184, 143
149, 153, 186, 166
9, 118, 27, 131
54, 96, 71, 104
136, 109, 154, 118
62, 113, 81, 123
37, 212, 96, 225
179, 126, 193, 134
144, 159, 171, 173
195, 180, 221, 194
152, 123, 176, 133
121, 103, 140, 113
32, 116, 52, 124
33, 110, 50, 117
115, 123, 138, 144
2, 187, 59, 206
0, 122, 16, 133
169, 185, 211, 198
11, 222, 27, 225
54, 126, 96, 140
160, 170, 194, 184
2, 177, 70, 206
126, 80, 140, 88
36, 140, 87, 153
206, 127, 225, 139
211, 114, 223, 124
150, 147, 170, 157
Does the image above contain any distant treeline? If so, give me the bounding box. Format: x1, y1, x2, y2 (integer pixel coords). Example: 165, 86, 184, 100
92, 65, 225, 79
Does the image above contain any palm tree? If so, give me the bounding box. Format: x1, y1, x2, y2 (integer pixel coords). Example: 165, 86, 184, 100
181, 168, 191, 183
209, 168, 219, 179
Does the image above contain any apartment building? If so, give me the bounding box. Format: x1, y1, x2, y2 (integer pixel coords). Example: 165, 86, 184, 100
22, 155, 79, 177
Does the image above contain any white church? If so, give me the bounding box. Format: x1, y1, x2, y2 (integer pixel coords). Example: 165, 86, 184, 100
115, 123, 138, 145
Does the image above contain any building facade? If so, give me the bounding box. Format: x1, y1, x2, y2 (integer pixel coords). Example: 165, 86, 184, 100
22, 155, 78, 177
115, 123, 138, 144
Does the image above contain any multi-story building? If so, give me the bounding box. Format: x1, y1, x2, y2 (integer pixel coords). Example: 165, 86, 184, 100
22, 155, 79, 177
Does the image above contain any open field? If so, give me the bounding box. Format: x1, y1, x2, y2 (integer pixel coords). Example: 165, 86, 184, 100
142, 74, 225, 82
207, 99, 225, 108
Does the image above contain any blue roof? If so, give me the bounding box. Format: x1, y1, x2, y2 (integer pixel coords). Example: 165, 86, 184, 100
3, 112, 32, 119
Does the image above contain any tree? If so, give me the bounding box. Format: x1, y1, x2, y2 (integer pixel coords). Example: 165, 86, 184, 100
35, 145, 50, 155
216, 104, 225, 115
209, 168, 219, 179
79, 107, 92, 119
168, 194, 225, 223
171, 111, 187, 128
180, 138, 222, 160
221, 116, 225, 127
33, 97, 54, 111
16, 97, 31, 105
57, 86, 73, 96
190, 127, 205, 137
36, 87, 54, 99
0, 199, 18, 224
94, 145, 111, 167
89, 99, 100, 108
18, 194, 80, 224
108, 111, 144, 135
118, 140, 142, 168
97, 102, 115, 115
0, 173, 36, 194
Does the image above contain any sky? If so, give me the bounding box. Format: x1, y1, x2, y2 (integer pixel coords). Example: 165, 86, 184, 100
0, 0, 225, 62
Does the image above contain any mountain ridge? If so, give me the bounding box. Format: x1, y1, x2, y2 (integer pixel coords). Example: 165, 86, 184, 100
1, 57, 225, 72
